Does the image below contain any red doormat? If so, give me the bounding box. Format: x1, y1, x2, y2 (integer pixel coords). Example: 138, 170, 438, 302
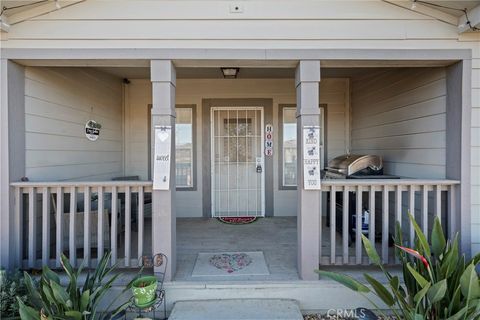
217, 217, 258, 225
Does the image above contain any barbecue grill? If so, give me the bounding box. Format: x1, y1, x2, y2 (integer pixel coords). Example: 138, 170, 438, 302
324, 154, 384, 179
325, 154, 399, 245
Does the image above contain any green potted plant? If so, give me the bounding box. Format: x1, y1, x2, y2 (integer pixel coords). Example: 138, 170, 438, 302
131, 276, 157, 307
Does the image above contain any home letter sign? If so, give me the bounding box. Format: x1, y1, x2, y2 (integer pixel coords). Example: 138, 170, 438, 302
303, 126, 321, 190
265, 123, 273, 156
153, 125, 172, 190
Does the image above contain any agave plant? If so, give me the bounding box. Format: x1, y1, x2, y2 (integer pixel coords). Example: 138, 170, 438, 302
317, 213, 480, 320
17, 252, 134, 320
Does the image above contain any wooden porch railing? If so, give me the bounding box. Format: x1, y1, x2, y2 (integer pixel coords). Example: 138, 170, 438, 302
319, 179, 460, 266
11, 181, 153, 269
11, 179, 461, 269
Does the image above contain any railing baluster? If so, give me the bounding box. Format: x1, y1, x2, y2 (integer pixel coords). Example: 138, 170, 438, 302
422, 185, 428, 238
84, 186, 91, 266
14, 187, 24, 267
28, 187, 37, 268
97, 187, 104, 261
125, 186, 131, 267
395, 185, 402, 264
409, 186, 415, 247
42, 187, 51, 266
342, 186, 349, 264
330, 186, 336, 264
55, 187, 63, 268
382, 185, 389, 264
111, 186, 118, 265
138, 186, 144, 261
435, 185, 442, 220
69, 186, 77, 266
368, 186, 375, 249
355, 185, 362, 265
395, 186, 402, 228
448, 185, 456, 239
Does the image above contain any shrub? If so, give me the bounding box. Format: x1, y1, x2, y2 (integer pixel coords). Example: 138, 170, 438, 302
317, 213, 480, 320
0, 269, 29, 319
17, 252, 134, 320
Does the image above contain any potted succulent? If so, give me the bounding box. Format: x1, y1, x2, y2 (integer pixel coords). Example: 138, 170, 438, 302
131, 276, 157, 307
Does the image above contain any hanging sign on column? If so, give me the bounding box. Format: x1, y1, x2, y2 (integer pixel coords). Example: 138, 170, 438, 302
303, 126, 321, 190
153, 125, 172, 190
264, 124, 273, 156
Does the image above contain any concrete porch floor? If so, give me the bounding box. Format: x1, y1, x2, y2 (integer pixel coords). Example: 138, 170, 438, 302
175, 217, 299, 281
116, 216, 395, 281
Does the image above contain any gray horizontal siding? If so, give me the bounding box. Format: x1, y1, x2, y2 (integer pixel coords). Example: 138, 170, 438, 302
24, 67, 124, 181
351, 67, 447, 179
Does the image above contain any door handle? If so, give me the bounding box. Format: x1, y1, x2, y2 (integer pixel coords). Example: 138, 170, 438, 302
256, 165, 263, 173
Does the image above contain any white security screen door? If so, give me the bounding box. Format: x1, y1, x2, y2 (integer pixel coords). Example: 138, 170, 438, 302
211, 107, 265, 217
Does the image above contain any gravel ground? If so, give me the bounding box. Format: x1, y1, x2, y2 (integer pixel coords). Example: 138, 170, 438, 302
304, 314, 398, 320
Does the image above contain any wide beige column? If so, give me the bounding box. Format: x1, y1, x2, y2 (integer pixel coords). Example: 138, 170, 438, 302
150, 60, 176, 280
296, 60, 321, 280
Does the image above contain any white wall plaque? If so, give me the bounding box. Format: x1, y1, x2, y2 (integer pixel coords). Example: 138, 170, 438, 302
153, 125, 172, 190
303, 126, 321, 190
85, 120, 101, 141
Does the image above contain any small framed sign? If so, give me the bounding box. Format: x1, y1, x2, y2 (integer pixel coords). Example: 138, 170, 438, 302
153, 125, 172, 190
85, 120, 101, 141
303, 126, 321, 190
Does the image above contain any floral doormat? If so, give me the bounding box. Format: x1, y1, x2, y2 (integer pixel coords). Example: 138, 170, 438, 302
191, 251, 269, 277
217, 216, 258, 225
209, 253, 253, 273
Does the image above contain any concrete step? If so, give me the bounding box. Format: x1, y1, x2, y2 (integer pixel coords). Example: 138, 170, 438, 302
168, 299, 303, 320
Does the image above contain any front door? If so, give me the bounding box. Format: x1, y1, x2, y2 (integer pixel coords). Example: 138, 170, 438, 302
211, 107, 265, 217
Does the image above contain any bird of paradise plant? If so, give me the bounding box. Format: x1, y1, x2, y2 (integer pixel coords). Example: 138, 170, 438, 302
317, 213, 480, 320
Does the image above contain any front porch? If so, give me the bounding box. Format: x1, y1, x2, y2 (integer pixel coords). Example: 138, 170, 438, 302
1, 55, 471, 284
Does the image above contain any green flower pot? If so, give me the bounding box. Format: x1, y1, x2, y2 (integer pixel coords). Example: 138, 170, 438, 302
131, 276, 157, 306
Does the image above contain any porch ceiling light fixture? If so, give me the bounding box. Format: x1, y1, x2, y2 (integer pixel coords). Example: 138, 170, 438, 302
221, 67, 240, 79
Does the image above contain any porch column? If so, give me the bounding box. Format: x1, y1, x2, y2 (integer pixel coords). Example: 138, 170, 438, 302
295, 60, 321, 280
0, 60, 25, 269
150, 60, 176, 280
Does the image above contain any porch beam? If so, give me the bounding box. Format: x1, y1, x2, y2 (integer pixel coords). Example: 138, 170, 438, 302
382, 1, 459, 26
150, 60, 176, 281
0, 60, 25, 269
458, 4, 480, 33
295, 60, 321, 280
6, 1, 85, 26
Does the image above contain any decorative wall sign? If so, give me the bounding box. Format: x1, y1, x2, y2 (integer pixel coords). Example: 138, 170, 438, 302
303, 126, 321, 190
85, 120, 101, 141
264, 123, 273, 156
153, 125, 172, 190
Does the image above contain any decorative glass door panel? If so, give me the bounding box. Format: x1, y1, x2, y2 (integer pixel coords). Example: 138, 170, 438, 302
211, 107, 265, 217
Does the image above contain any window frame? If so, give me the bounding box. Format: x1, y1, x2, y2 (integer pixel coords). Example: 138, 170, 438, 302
174, 105, 197, 191
278, 104, 326, 190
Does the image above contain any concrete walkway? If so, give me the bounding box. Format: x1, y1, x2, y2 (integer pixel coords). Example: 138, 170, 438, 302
168, 299, 303, 320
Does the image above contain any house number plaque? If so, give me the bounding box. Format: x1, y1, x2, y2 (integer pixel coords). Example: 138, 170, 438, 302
153, 125, 172, 190
303, 126, 321, 190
